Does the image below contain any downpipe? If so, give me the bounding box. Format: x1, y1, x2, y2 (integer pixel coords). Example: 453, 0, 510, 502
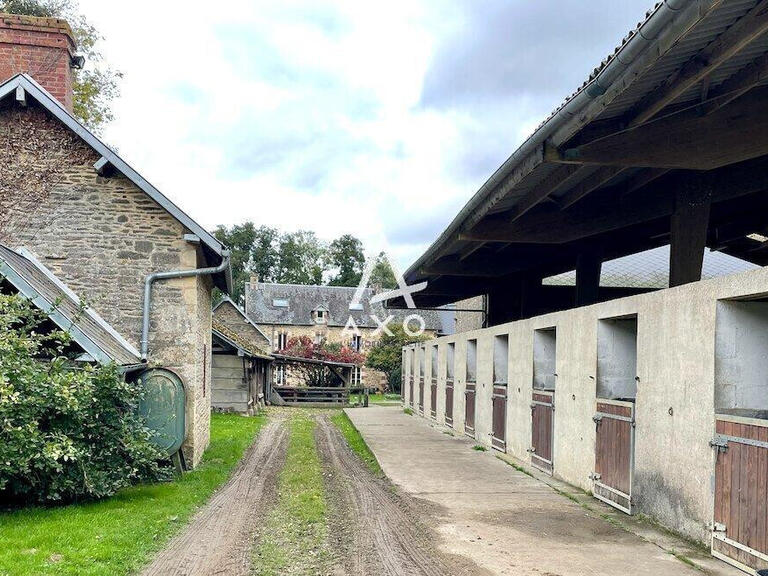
140, 250, 231, 361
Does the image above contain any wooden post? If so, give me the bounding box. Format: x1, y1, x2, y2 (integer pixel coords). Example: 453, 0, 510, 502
670, 176, 712, 287
575, 250, 602, 306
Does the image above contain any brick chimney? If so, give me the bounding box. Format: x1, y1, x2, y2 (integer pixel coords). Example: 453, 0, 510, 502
0, 13, 77, 111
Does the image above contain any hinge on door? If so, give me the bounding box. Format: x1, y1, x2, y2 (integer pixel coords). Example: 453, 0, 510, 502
530, 403, 536, 410
713, 522, 726, 533
592, 414, 603, 424
589, 472, 601, 481
527, 447, 535, 453
710, 435, 729, 453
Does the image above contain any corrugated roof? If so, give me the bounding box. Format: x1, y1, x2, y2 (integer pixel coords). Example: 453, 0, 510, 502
0, 243, 142, 366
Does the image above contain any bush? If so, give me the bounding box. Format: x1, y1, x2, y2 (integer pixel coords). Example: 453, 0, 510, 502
0, 293, 168, 505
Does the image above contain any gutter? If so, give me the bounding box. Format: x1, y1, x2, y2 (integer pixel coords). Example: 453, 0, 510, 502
140, 251, 231, 361
405, 0, 713, 280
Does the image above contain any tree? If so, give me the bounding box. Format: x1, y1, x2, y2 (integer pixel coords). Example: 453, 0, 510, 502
369, 252, 398, 289
0, 0, 122, 133
327, 234, 365, 287
251, 225, 280, 283
275, 231, 326, 285
214, 222, 257, 304
366, 324, 430, 392
277, 335, 364, 387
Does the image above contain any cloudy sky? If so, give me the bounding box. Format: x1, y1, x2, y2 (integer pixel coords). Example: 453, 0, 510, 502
78, 0, 653, 269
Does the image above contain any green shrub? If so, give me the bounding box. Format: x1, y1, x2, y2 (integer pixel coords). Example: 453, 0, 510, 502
0, 293, 168, 505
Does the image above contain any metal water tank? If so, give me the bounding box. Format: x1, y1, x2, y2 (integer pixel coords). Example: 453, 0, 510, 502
137, 368, 186, 457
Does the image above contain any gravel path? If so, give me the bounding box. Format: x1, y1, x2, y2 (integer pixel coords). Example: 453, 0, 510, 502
141, 419, 287, 576
315, 415, 490, 576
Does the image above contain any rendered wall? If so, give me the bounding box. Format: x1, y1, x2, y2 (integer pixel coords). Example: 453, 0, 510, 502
403, 265, 768, 544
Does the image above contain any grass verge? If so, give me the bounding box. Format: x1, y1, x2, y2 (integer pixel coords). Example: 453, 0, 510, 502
0, 413, 267, 576
253, 411, 330, 576
330, 411, 383, 477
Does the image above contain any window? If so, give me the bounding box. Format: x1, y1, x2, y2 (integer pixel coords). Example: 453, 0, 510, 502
314, 331, 324, 345
272, 298, 289, 308
466, 339, 477, 383
277, 332, 287, 351
316, 309, 325, 320
314, 308, 328, 324
351, 334, 362, 351
275, 365, 285, 385
351, 365, 363, 386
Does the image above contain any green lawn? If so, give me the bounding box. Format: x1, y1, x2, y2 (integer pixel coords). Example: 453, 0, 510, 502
0, 412, 267, 576
330, 411, 383, 477
253, 410, 330, 575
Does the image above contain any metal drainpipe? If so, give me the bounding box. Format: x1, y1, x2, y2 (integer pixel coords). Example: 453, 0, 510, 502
140, 251, 231, 361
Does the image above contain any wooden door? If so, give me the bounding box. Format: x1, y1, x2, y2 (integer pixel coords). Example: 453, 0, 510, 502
492, 385, 507, 452
430, 379, 437, 418
593, 399, 635, 514
445, 382, 454, 427
465, 383, 476, 437
531, 390, 554, 474
712, 414, 768, 573
418, 377, 424, 414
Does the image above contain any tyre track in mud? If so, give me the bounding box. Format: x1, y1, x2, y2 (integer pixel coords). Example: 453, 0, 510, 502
141, 418, 287, 576
315, 415, 490, 576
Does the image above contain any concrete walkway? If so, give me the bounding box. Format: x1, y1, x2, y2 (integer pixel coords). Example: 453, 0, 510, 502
346, 406, 739, 576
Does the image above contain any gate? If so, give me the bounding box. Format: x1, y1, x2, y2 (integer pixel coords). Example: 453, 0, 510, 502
491, 385, 507, 452
465, 383, 476, 438
418, 377, 424, 414
409, 376, 414, 407
711, 414, 768, 573
593, 399, 635, 514
445, 381, 454, 427
430, 378, 437, 419
530, 390, 554, 474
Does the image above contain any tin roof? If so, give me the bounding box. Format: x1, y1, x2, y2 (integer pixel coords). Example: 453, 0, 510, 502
0, 243, 143, 366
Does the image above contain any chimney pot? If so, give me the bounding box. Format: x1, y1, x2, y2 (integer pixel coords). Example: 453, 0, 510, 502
0, 13, 77, 111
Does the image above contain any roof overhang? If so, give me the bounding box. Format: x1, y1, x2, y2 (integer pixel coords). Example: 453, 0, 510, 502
394, 0, 768, 309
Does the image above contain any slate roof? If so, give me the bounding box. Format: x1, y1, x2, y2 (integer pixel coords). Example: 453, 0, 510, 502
0, 73, 231, 292
0, 243, 143, 367
213, 296, 272, 346
245, 282, 447, 333
545, 245, 758, 289
212, 321, 273, 360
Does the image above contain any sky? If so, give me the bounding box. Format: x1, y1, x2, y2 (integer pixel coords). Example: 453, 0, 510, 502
78, 0, 654, 270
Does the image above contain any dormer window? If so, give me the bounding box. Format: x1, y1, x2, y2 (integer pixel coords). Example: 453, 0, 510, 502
313, 306, 328, 324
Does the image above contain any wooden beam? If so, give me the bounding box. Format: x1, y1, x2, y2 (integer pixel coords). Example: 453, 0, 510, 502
628, 0, 768, 127
575, 250, 602, 306
459, 158, 768, 244
557, 167, 626, 209
14, 86, 26, 106
559, 87, 768, 170
508, 164, 582, 222
669, 177, 712, 287
701, 51, 768, 115
624, 168, 671, 195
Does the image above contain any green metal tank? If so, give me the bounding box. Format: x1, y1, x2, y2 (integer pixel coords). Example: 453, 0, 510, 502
137, 368, 186, 458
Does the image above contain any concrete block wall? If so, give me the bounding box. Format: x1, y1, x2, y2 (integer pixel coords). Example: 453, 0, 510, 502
403, 265, 768, 545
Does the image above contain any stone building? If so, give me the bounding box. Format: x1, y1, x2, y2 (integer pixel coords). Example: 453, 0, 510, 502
244, 277, 449, 390
0, 14, 231, 467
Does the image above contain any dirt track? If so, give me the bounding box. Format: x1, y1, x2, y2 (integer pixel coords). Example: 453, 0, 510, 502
141, 419, 287, 576
315, 416, 489, 576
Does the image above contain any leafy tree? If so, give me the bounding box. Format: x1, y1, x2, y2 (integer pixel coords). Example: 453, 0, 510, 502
369, 251, 398, 289
277, 335, 363, 387
327, 234, 365, 287
366, 324, 430, 392
251, 225, 280, 283
275, 230, 326, 285
0, 293, 167, 504
214, 222, 256, 304
0, 0, 122, 133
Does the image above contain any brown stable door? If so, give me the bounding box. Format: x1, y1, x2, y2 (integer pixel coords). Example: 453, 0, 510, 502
592, 400, 635, 514
530, 390, 554, 474
491, 385, 507, 451
711, 415, 768, 573
465, 383, 476, 437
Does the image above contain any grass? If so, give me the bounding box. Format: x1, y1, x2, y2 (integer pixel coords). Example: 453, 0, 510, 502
330, 411, 383, 477
253, 411, 330, 576
472, 444, 487, 452
0, 413, 267, 576
403, 407, 414, 415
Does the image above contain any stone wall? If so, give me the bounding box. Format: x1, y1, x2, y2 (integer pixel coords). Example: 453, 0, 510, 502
454, 295, 486, 333
0, 104, 212, 466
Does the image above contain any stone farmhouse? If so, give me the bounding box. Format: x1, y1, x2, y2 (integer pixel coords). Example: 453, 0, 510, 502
0, 14, 232, 467
244, 277, 450, 390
